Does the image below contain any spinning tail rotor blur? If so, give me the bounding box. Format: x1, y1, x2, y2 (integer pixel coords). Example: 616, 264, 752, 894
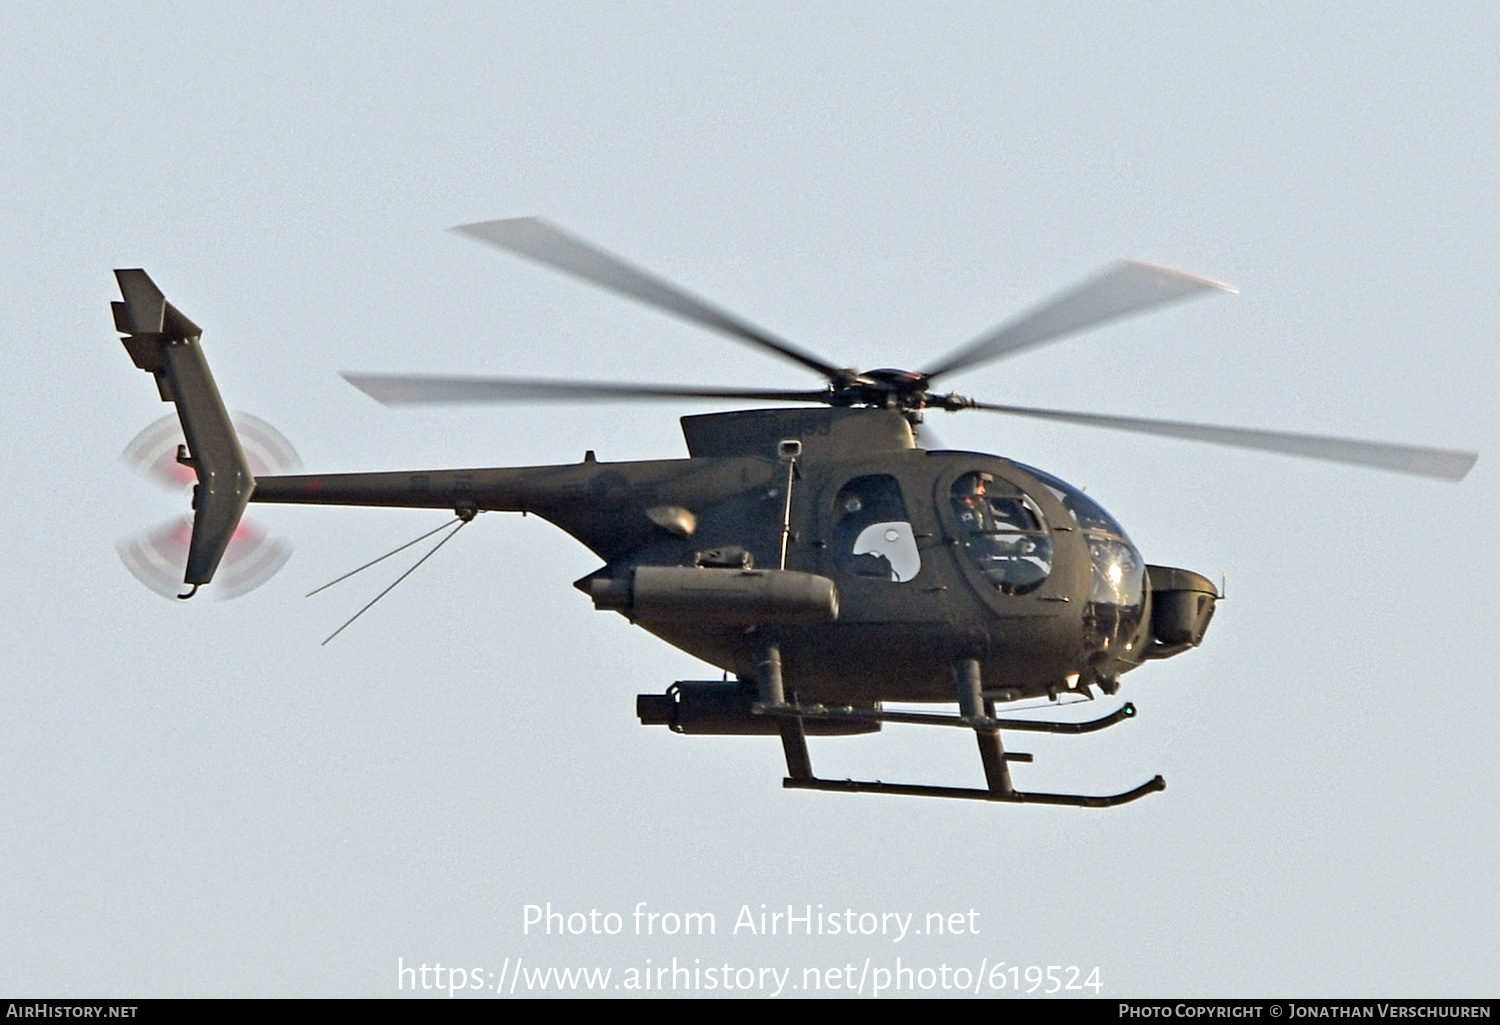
117, 413, 299, 599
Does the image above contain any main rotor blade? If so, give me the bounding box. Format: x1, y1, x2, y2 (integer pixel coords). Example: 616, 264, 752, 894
922, 262, 1235, 381
969, 401, 1477, 481
342, 372, 831, 406
453, 218, 845, 380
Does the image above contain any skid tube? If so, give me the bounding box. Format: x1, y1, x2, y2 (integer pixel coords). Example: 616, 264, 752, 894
756, 694, 1163, 806
783, 774, 1166, 807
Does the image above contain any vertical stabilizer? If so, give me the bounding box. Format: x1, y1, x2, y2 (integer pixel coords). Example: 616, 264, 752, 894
114, 270, 254, 594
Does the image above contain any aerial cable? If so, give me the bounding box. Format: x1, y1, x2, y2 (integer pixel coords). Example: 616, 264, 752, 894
305, 518, 462, 597
318, 515, 472, 646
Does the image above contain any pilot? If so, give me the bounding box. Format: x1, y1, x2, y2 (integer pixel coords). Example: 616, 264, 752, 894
952, 472, 995, 533
952, 472, 1046, 592
954, 472, 1036, 532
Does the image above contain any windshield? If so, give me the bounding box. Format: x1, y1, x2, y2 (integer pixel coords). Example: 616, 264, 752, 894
1010, 462, 1132, 541
1010, 462, 1144, 659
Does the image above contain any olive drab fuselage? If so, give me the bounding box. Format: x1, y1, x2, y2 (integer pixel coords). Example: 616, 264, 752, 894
252, 406, 1208, 705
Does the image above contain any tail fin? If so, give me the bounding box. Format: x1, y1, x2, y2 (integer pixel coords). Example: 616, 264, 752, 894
114, 269, 253, 596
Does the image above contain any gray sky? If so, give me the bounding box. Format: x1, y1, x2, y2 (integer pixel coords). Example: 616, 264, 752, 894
3, 1, 1496, 998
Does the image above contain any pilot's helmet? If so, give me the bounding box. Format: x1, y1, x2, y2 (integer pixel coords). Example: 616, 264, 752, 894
957, 471, 994, 497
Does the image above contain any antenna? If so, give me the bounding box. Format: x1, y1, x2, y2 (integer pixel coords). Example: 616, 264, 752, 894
777, 438, 801, 570
316, 512, 475, 645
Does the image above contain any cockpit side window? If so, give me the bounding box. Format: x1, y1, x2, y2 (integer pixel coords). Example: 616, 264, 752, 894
950, 472, 1054, 595
832, 475, 921, 583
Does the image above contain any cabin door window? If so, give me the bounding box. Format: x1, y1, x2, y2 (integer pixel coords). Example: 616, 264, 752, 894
831, 475, 921, 583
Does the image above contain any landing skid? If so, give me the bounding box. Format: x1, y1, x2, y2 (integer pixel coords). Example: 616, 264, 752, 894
783, 775, 1165, 807
752, 649, 1164, 806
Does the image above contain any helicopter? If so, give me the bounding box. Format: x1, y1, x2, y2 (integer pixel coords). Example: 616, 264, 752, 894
110, 219, 1477, 806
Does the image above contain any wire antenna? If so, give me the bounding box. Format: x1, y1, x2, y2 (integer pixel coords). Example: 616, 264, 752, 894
306, 519, 461, 597
320, 515, 472, 646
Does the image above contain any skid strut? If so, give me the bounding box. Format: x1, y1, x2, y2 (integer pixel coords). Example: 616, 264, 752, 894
757, 640, 812, 781
753, 655, 1164, 806
957, 657, 1013, 795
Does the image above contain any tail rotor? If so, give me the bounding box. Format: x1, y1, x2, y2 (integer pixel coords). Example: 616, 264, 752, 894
117, 413, 299, 599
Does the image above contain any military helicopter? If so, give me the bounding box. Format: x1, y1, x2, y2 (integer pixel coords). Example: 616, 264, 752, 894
111, 220, 1477, 806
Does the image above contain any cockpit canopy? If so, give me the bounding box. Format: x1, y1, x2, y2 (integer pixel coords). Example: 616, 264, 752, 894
1013, 462, 1147, 663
